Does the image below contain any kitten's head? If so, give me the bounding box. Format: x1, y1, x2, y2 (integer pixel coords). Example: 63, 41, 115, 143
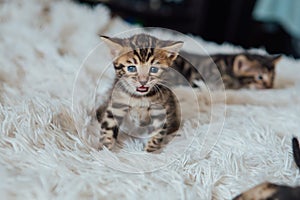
232, 53, 282, 89
101, 34, 183, 96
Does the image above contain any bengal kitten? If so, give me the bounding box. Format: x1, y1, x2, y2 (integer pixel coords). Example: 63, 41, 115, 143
169, 51, 282, 89
97, 34, 183, 152
233, 137, 300, 200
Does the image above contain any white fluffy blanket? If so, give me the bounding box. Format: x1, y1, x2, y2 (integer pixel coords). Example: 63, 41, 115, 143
1, 1, 300, 199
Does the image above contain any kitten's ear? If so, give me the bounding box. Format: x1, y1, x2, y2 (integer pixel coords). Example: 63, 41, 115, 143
233, 55, 252, 75
162, 41, 184, 60
270, 54, 282, 65
100, 35, 124, 57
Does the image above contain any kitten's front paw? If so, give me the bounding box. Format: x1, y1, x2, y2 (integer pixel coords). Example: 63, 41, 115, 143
145, 141, 161, 153
99, 136, 116, 151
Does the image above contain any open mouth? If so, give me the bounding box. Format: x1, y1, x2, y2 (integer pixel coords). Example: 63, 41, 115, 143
136, 86, 149, 93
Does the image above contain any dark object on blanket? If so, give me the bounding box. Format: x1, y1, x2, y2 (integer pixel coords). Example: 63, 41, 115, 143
233, 137, 300, 200
292, 137, 300, 170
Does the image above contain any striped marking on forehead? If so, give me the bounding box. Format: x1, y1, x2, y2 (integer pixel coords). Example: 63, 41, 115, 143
132, 48, 154, 63
243, 54, 276, 70
128, 34, 157, 63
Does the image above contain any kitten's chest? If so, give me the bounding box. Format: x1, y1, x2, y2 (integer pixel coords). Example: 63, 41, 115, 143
129, 97, 151, 108
112, 89, 151, 108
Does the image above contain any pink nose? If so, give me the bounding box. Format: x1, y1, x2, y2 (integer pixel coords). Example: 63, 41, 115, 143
138, 76, 148, 85
139, 80, 147, 86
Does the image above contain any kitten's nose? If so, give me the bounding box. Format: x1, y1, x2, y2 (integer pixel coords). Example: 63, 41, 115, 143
265, 83, 273, 89
139, 80, 147, 86
138, 76, 148, 86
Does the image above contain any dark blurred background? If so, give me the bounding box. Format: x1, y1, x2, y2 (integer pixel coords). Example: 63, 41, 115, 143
76, 0, 300, 58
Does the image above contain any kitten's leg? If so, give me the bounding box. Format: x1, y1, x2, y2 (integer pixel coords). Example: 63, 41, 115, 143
145, 104, 180, 152
99, 104, 128, 150
145, 128, 167, 153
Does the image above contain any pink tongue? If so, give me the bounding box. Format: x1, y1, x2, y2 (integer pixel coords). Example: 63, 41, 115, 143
137, 86, 148, 92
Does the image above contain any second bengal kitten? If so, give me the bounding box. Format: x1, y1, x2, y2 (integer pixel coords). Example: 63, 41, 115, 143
97, 34, 183, 152
170, 51, 282, 89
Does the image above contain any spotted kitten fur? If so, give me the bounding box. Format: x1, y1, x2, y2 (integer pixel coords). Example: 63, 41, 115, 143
97, 34, 183, 152
170, 51, 282, 89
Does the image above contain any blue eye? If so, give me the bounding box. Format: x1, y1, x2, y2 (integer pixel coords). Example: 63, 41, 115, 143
150, 67, 159, 73
127, 66, 137, 72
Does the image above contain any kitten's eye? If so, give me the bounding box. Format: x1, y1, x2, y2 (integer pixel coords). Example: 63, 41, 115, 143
150, 66, 159, 73
127, 65, 137, 72
257, 74, 264, 80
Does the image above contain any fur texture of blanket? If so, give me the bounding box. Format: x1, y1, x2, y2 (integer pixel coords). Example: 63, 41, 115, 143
1, 1, 300, 199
